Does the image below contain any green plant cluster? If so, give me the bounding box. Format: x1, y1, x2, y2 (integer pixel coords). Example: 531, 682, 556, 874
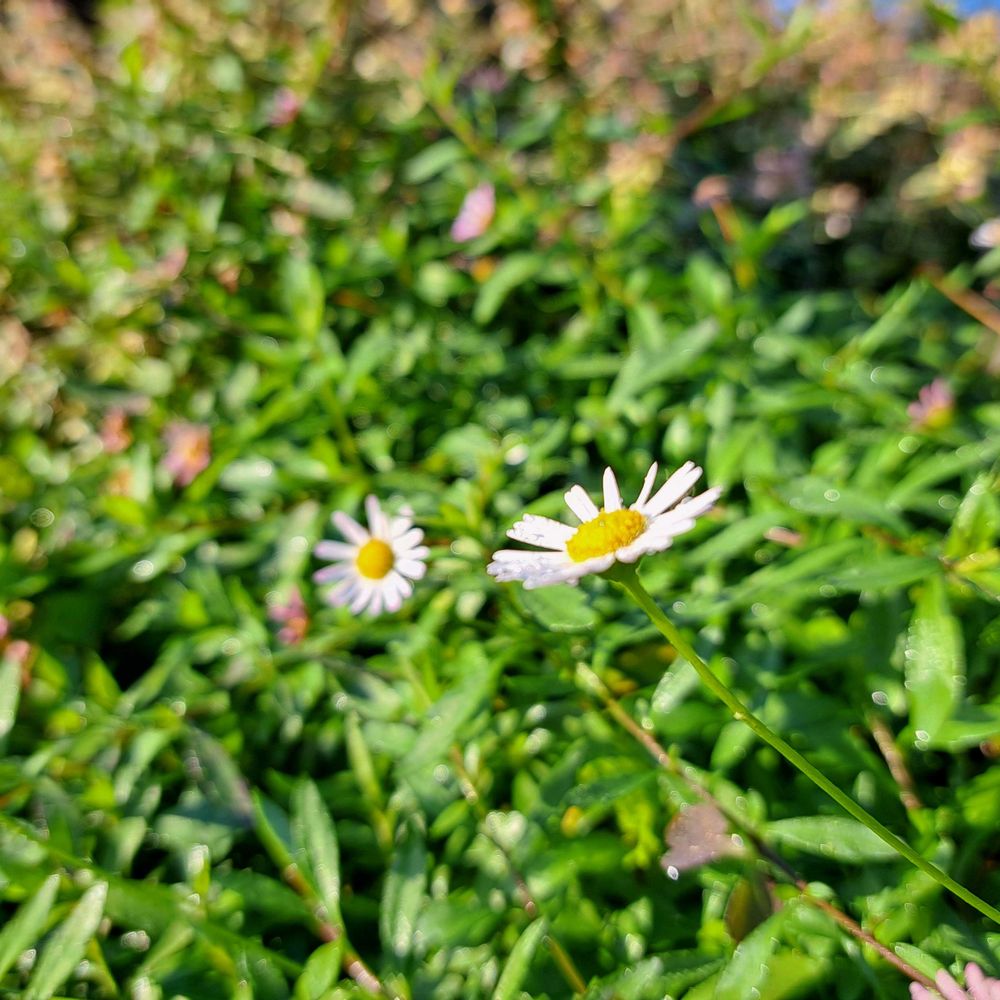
0, 1, 999, 997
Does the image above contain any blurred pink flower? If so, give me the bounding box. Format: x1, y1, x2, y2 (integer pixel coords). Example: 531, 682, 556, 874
692, 175, 730, 208
451, 183, 495, 242
162, 422, 211, 487
4, 640, 31, 668
910, 962, 1000, 1000
908, 379, 954, 430
0, 616, 8, 641
100, 408, 132, 454
465, 65, 508, 94
267, 586, 309, 645
269, 87, 302, 127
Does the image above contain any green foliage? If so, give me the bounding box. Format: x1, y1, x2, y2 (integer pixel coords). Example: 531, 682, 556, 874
0, 0, 999, 997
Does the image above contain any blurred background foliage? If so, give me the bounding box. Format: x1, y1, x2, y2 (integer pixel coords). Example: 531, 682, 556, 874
1, 0, 1000, 996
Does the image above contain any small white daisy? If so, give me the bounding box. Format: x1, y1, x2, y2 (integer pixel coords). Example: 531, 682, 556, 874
487, 461, 720, 590
313, 495, 429, 615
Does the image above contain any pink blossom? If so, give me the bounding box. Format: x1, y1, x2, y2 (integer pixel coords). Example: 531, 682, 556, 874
910, 962, 1000, 1000
162, 422, 211, 487
0, 616, 8, 641
269, 87, 302, 127
4, 640, 31, 668
450, 183, 495, 242
267, 586, 309, 645
692, 175, 730, 208
100, 408, 132, 454
908, 379, 954, 430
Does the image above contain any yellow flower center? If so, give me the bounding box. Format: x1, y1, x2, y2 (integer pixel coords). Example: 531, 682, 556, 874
355, 539, 394, 579
565, 508, 646, 562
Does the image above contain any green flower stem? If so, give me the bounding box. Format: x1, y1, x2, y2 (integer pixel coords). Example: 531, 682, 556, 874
614, 566, 1000, 928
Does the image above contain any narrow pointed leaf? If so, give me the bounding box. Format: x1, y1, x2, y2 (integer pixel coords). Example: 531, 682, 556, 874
24, 881, 108, 1000
0, 873, 61, 981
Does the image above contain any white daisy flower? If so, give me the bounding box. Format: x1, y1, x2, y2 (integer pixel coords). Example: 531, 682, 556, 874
487, 461, 720, 590
313, 495, 429, 615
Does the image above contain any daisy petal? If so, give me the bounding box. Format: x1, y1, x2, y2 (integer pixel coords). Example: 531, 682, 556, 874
388, 570, 413, 599
312, 562, 354, 584
314, 540, 356, 561
389, 515, 415, 539
333, 511, 369, 545
397, 558, 427, 580
523, 554, 614, 589
487, 549, 568, 581
323, 579, 355, 607
394, 527, 425, 551
365, 495, 390, 539
676, 486, 722, 519
603, 467, 622, 511
564, 484, 599, 523
507, 514, 574, 550
642, 462, 702, 517
633, 462, 659, 509
350, 582, 374, 615
383, 582, 403, 613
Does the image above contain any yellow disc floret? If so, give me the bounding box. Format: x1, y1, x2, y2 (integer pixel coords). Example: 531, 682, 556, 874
565, 508, 646, 562
355, 539, 395, 579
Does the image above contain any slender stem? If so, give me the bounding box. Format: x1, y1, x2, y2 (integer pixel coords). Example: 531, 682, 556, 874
282, 864, 390, 996
615, 568, 1000, 928
576, 664, 936, 990
867, 712, 923, 814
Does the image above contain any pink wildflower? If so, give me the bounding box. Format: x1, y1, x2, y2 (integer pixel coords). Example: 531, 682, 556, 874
908, 379, 954, 430
162, 422, 211, 487
4, 640, 31, 669
269, 87, 302, 127
100, 408, 132, 454
910, 963, 1000, 1000
0, 616, 8, 641
267, 586, 309, 646
450, 183, 495, 242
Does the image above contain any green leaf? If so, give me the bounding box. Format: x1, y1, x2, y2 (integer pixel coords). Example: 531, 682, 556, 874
906, 575, 964, 742
517, 585, 598, 632
888, 439, 1000, 509
0, 873, 61, 982
686, 512, 784, 568
826, 554, 939, 593
651, 658, 699, 715
279, 256, 325, 339
380, 818, 428, 961
0, 653, 21, 753
293, 940, 344, 1000
252, 791, 295, 869
766, 817, 899, 863
291, 780, 342, 926
854, 281, 925, 356
566, 771, 654, 807
491, 917, 547, 1000
714, 910, 786, 1000
403, 139, 466, 183
608, 319, 718, 412
24, 881, 108, 1000
398, 646, 499, 803
781, 477, 908, 534
473, 254, 544, 324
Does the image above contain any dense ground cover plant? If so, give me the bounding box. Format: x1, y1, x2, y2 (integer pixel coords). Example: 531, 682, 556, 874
1, 0, 1000, 996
